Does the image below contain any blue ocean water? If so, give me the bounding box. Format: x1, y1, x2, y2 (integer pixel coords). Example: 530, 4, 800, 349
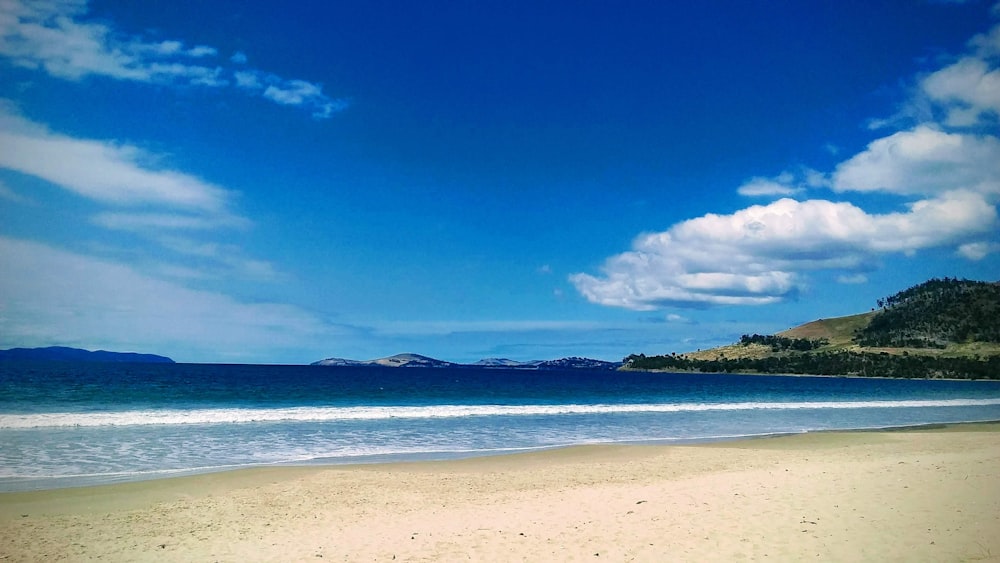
1, 362, 999, 491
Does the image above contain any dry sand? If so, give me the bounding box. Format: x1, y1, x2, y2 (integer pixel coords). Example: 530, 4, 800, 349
2, 423, 999, 562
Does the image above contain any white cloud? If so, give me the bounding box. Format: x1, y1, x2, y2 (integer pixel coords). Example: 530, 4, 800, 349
922, 56, 1000, 126
737, 169, 829, 198
970, 22, 1000, 58
0, 106, 236, 216
831, 126, 1000, 198
0, 237, 334, 362
187, 45, 217, 58
0, 0, 221, 83
0, 0, 346, 118
737, 177, 801, 197
92, 212, 248, 231
0, 106, 279, 283
570, 194, 997, 310
233, 70, 261, 89
264, 80, 321, 105
263, 78, 349, 119
152, 235, 283, 281
576, 11, 1000, 313
957, 241, 1000, 260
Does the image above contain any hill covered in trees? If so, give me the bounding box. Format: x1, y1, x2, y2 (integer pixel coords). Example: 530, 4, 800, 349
624, 278, 1000, 379
856, 278, 1000, 348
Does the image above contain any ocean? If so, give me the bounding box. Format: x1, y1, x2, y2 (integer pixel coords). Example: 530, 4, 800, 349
2, 362, 999, 492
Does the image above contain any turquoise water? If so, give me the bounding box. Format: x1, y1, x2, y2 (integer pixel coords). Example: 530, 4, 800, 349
1, 362, 999, 491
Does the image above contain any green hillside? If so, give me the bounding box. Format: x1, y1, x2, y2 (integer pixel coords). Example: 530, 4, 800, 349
856, 278, 1000, 348
624, 278, 1000, 379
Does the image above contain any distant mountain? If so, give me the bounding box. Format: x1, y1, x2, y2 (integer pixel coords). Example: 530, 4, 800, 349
624, 277, 1000, 379
531, 357, 621, 370
312, 353, 620, 370
312, 353, 456, 368
471, 358, 530, 367
0, 346, 174, 364
470, 357, 621, 369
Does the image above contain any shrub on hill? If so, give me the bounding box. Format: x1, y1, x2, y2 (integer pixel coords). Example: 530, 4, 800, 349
739, 334, 828, 352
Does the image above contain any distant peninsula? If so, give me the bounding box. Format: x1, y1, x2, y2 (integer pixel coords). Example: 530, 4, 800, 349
312, 353, 620, 370
625, 278, 1000, 380
0, 346, 175, 364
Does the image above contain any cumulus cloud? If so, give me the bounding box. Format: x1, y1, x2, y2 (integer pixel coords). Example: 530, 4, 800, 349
831, 126, 1000, 197
571, 194, 997, 310
0, 237, 334, 362
0, 0, 346, 117
918, 21, 1000, 127
922, 57, 1000, 127
574, 13, 1000, 312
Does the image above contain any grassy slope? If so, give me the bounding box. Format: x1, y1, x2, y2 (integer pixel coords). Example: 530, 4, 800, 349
685, 310, 1000, 361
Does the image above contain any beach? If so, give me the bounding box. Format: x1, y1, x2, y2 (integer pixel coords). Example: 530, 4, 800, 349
1, 424, 998, 561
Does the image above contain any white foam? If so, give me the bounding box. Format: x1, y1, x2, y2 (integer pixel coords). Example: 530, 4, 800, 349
3, 398, 1000, 429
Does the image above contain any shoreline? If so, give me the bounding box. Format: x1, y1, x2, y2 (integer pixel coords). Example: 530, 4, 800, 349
620, 366, 1000, 381
5, 418, 1000, 494
2, 422, 999, 561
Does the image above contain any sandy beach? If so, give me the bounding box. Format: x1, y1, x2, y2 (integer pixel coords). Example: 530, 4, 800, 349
2, 423, 998, 562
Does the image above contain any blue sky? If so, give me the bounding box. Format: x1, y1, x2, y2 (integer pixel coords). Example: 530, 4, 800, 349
1, 0, 998, 364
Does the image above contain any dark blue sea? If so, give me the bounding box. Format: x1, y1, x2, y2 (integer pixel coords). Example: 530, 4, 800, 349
2, 362, 1000, 491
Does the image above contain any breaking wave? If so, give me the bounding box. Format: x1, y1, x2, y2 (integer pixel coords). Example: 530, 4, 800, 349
4, 398, 1000, 429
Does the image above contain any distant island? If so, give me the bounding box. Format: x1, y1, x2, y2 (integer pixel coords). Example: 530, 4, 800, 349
0, 346, 175, 364
312, 353, 620, 370
624, 278, 1000, 380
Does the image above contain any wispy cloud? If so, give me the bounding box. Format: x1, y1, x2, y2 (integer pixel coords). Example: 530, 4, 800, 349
240, 72, 349, 119
0, 0, 346, 118
737, 169, 826, 197
0, 104, 239, 221
152, 235, 284, 282
0, 237, 338, 362
0, 178, 30, 203
91, 212, 248, 232
369, 319, 607, 337
837, 273, 868, 285
737, 178, 800, 198
0, 104, 280, 281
